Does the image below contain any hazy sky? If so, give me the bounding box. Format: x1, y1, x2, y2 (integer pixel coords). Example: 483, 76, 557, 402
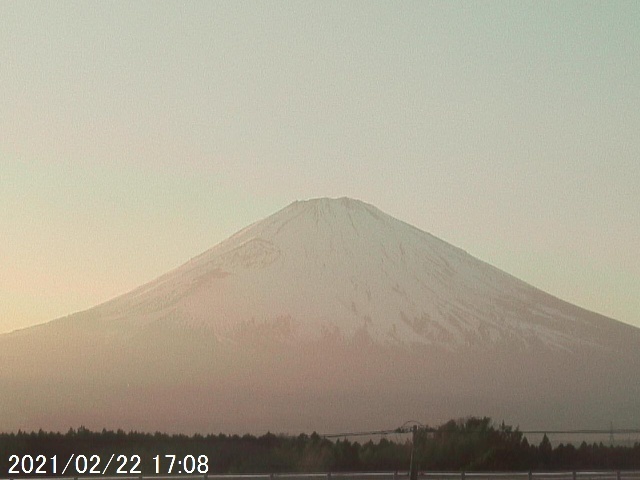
1, 1, 639, 334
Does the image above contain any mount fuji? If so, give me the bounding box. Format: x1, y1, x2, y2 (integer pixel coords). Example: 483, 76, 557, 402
1, 197, 639, 434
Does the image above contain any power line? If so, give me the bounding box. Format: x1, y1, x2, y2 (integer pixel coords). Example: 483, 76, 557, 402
518, 429, 640, 435
320, 422, 640, 480
322, 428, 403, 438
322, 421, 428, 438
322, 424, 640, 439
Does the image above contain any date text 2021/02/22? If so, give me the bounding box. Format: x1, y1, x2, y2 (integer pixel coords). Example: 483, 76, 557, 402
7, 454, 210, 475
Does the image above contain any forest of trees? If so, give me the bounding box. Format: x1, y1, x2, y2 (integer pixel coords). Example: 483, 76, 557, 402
1, 417, 639, 476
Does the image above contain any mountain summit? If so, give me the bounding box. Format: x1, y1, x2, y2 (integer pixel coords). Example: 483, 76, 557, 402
1, 197, 639, 433
56, 197, 629, 350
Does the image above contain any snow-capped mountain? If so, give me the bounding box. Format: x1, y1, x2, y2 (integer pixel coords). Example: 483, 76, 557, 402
46, 197, 630, 350
1, 197, 639, 434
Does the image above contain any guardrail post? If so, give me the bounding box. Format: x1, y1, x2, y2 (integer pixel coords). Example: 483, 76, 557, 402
572, 472, 576, 480
617, 472, 621, 480
528, 471, 532, 480
270, 474, 275, 480
327, 472, 332, 480
204, 474, 208, 480
461, 471, 466, 480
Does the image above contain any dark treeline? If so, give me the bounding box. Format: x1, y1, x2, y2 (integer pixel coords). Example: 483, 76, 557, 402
1, 417, 640, 476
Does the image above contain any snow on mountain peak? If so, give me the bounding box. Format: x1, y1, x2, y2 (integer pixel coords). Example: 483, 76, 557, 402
3, 197, 639, 435
81, 197, 619, 352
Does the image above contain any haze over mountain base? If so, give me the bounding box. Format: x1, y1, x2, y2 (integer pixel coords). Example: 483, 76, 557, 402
1, 198, 639, 433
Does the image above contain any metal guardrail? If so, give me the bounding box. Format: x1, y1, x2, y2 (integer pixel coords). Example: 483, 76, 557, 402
4, 472, 640, 480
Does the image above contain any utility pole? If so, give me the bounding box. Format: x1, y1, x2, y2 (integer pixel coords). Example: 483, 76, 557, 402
409, 425, 418, 480
609, 422, 614, 446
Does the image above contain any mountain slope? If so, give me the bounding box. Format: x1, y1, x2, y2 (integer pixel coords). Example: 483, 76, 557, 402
29, 197, 635, 350
1, 197, 639, 433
